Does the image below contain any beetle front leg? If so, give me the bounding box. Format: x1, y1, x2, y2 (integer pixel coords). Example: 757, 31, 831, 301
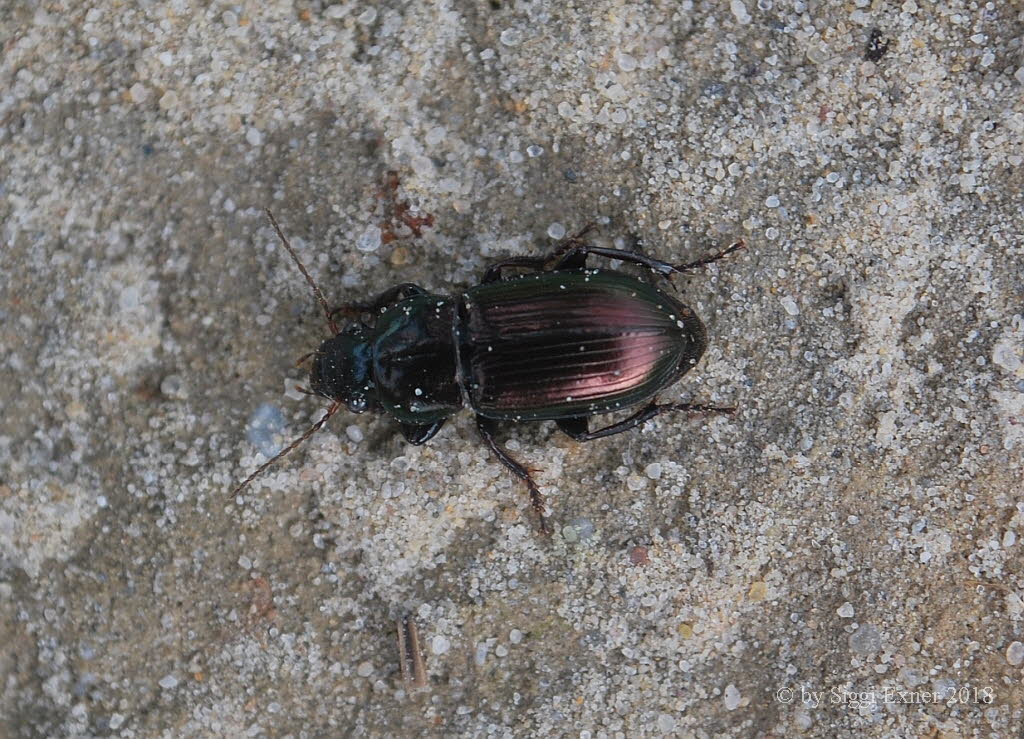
328, 283, 427, 321
556, 402, 736, 442
475, 416, 550, 534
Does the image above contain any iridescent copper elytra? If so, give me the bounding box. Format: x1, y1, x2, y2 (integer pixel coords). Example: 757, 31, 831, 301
234, 210, 742, 533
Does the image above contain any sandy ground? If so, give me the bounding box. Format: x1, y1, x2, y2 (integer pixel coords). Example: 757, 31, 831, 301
2, 1, 1023, 736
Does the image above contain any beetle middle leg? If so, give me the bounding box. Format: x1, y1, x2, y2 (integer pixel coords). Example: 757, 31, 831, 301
556, 402, 735, 442
328, 283, 427, 321
476, 416, 550, 534
482, 257, 548, 283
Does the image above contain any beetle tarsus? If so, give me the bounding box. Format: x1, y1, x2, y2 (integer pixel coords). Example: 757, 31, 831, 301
476, 415, 550, 533
671, 240, 745, 274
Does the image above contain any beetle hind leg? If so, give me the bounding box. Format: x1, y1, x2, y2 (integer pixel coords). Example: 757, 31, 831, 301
557, 402, 736, 442
671, 240, 745, 274
476, 416, 550, 534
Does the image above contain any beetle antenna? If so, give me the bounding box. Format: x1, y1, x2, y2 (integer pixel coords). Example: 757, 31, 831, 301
264, 208, 340, 335
230, 401, 341, 498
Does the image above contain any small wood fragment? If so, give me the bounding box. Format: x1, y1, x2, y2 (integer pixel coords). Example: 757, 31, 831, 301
396, 616, 427, 689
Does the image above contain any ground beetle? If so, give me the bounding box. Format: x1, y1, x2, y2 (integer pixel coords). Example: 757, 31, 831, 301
234, 210, 742, 533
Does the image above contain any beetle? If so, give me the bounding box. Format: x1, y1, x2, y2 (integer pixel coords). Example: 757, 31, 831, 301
233, 210, 742, 533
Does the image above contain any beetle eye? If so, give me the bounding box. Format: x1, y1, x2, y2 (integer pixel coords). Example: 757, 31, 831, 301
347, 397, 368, 414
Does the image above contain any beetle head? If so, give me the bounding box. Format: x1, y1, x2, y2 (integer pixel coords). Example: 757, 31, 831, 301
310, 325, 374, 413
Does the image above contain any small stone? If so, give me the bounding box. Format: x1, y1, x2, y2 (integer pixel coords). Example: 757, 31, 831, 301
346, 425, 364, 443
547, 222, 566, 240
644, 462, 662, 480
238, 555, 252, 570
160, 374, 187, 399
356, 661, 373, 677
730, 0, 751, 24
993, 342, 1021, 372
526, 144, 544, 158
617, 53, 637, 72
1007, 641, 1024, 666
499, 28, 520, 46
748, 581, 767, 601
837, 602, 855, 618
677, 622, 693, 638
284, 380, 306, 401
431, 635, 450, 655
780, 296, 800, 316
247, 403, 286, 458
630, 546, 650, 566
657, 713, 676, 733
246, 127, 263, 146
563, 517, 595, 543
356, 225, 382, 253
849, 624, 882, 655
129, 83, 149, 102
158, 90, 178, 110
724, 683, 741, 710
389, 245, 409, 266
158, 674, 179, 690
765, 194, 780, 208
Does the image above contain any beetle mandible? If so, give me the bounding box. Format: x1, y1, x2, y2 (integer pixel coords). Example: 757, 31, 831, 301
233, 210, 742, 533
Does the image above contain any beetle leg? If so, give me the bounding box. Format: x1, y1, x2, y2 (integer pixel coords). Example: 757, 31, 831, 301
400, 419, 446, 445
328, 283, 427, 321
549, 245, 678, 276
556, 403, 736, 442
671, 240, 745, 274
475, 416, 550, 534
483, 224, 599, 282
542, 223, 598, 270
548, 239, 744, 280
481, 257, 547, 283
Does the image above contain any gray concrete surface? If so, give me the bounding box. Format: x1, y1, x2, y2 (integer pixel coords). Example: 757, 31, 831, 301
2, 1, 1023, 736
